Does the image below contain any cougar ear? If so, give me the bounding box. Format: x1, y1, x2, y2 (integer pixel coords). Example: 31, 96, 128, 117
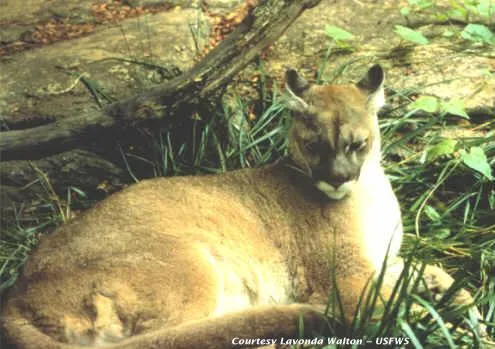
285, 68, 310, 113
357, 64, 385, 111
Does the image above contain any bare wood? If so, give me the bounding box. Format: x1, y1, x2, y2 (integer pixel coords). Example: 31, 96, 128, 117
0, 109, 112, 160
0, 0, 322, 160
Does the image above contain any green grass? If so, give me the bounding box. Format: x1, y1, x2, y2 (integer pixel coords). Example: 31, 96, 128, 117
1, 63, 494, 347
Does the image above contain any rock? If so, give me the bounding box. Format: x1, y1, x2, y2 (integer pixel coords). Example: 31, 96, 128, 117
0, 8, 203, 126
5, 0, 491, 123
265, 0, 495, 117
0, 26, 28, 44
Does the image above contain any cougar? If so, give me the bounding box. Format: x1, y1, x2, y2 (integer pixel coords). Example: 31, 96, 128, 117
1, 65, 481, 348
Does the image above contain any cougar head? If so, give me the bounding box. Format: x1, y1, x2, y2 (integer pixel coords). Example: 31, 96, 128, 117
285, 65, 385, 200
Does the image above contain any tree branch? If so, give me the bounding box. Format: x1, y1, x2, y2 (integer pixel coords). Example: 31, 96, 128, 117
0, 0, 322, 160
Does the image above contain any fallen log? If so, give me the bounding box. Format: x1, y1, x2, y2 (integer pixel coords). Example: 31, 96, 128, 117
0, 149, 127, 223
0, 0, 322, 160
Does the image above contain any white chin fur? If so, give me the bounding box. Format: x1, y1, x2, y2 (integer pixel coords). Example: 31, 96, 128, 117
315, 180, 355, 200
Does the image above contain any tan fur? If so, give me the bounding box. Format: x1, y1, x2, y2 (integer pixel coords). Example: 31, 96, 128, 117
0, 66, 480, 348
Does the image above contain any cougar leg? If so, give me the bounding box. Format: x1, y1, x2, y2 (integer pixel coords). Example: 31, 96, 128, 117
382, 259, 486, 336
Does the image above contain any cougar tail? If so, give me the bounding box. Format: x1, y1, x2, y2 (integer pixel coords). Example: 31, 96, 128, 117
118, 304, 330, 349
2, 304, 330, 349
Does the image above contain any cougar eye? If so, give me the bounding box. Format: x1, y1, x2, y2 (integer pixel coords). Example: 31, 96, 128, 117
346, 140, 367, 153
305, 141, 319, 153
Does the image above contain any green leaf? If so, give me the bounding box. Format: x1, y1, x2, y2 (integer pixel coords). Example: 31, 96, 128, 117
417, 0, 434, 9
325, 25, 354, 41
425, 205, 441, 222
411, 295, 456, 348
400, 6, 411, 17
447, 8, 468, 21
435, 228, 451, 239
435, 13, 450, 21
69, 186, 87, 198
459, 147, 494, 180
424, 139, 458, 162
461, 24, 494, 45
407, 0, 433, 7
441, 99, 470, 119
399, 320, 424, 349
442, 29, 455, 38
409, 96, 439, 113
477, 1, 494, 19
394, 25, 429, 45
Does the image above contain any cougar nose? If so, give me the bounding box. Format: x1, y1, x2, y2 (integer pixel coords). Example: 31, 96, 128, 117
328, 175, 351, 188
